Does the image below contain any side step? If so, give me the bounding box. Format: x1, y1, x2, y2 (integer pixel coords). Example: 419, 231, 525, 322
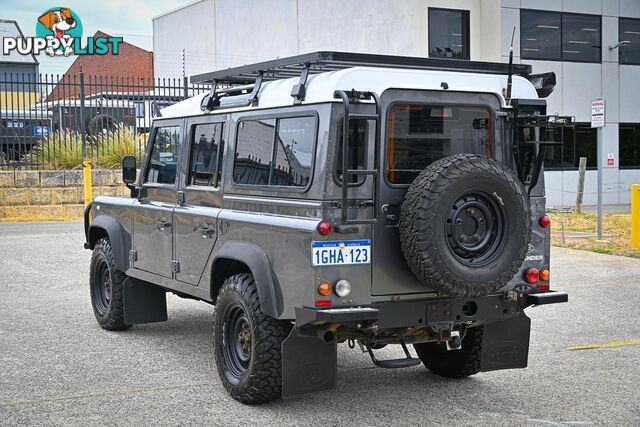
366, 341, 421, 369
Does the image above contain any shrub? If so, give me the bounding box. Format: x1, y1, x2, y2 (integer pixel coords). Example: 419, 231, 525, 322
29, 129, 84, 170
94, 125, 139, 169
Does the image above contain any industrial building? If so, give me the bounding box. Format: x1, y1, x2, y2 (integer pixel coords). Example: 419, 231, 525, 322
153, 0, 640, 207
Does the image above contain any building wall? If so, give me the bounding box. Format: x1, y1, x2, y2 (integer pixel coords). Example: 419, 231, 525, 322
153, 0, 640, 207
501, 0, 640, 206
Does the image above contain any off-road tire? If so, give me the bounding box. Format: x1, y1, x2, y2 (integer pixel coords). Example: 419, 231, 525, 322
400, 154, 531, 297
414, 326, 483, 378
213, 274, 292, 404
89, 238, 131, 331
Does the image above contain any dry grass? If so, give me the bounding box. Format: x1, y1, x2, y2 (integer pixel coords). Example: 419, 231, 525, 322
549, 212, 640, 258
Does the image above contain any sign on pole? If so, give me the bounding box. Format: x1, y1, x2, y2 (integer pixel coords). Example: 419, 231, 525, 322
591, 98, 605, 128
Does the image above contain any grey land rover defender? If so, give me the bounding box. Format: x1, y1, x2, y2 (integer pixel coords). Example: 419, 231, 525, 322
84, 52, 570, 404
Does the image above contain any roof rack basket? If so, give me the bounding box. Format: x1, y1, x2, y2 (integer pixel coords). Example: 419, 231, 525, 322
192, 51, 533, 111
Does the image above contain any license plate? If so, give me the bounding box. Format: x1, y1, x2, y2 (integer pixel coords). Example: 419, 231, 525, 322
312, 240, 371, 266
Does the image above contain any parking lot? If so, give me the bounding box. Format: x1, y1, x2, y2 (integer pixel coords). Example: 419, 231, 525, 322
0, 221, 639, 426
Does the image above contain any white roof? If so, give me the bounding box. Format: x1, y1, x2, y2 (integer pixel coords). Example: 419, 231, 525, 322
160, 66, 538, 119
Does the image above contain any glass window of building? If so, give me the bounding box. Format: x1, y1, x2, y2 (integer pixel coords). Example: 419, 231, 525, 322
428, 8, 470, 60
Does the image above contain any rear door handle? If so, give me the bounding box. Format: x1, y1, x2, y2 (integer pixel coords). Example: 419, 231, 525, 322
157, 219, 171, 230
198, 224, 215, 238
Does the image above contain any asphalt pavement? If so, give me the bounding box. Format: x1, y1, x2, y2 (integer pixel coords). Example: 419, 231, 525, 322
0, 222, 639, 426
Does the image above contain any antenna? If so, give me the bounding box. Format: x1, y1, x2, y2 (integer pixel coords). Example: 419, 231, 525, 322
506, 27, 516, 105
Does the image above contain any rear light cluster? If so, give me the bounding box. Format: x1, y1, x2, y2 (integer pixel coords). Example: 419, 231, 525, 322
524, 267, 550, 291
538, 214, 551, 228
315, 279, 352, 307
317, 220, 332, 236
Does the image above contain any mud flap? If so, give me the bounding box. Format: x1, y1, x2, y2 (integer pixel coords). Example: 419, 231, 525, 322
281, 327, 337, 399
123, 278, 168, 325
480, 312, 531, 372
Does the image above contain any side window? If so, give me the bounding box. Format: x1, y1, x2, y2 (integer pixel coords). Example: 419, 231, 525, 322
188, 123, 224, 187
336, 119, 367, 184
234, 116, 316, 188
272, 117, 315, 187
387, 105, 491, 184
234, 119, 275, 185
144, 125, 181, 185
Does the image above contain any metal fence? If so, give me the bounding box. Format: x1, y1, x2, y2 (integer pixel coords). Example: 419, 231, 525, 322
0, 72, 210, 169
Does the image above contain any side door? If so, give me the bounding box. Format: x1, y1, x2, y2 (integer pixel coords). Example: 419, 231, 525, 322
132, 119, 184, 278
174, 117, 226, 285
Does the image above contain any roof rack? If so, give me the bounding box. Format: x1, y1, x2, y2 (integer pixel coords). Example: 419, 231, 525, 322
192, 51, 533, 110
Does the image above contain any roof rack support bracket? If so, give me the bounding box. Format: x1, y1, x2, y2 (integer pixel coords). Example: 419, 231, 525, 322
249, 72, 263, 107
291, 64, 310, 104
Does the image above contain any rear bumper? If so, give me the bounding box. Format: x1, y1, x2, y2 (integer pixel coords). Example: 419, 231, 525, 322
295, 290, 567, 329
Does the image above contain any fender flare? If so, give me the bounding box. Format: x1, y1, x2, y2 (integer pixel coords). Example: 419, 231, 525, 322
212, 240, 283, 318
88, 215, 130, 272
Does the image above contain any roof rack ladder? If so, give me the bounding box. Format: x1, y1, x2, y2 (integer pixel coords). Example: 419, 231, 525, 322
333, 89, 380, 226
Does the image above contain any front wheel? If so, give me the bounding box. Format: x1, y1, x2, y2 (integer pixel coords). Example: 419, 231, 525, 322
89, 238, 131, 331
213, 274, 292, 404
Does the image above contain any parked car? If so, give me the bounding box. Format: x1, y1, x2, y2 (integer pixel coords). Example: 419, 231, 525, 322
84, 51, 570, 404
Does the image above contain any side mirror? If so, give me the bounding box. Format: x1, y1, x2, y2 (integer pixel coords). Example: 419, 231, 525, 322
122, 155, 137, 184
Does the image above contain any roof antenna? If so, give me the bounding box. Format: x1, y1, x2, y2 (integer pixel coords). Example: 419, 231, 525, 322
506, 26, 516, 105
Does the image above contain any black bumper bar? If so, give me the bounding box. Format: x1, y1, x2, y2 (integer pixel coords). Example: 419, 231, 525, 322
295, 306, 379, 327
526, 291, 568, 305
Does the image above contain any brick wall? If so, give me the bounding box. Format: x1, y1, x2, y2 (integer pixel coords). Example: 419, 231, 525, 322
47, 31, 154, 101
0, 170, 128, 221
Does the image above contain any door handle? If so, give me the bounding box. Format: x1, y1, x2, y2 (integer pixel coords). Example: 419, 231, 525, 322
199, 224, 216, 238
157, 219, 171, 230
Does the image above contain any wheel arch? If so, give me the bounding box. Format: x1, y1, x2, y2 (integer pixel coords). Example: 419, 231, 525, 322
88, 215, 130, 272
210, 241, 283, 318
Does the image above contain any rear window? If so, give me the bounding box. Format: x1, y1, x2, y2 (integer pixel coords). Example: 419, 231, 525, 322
387, 104, 492, 184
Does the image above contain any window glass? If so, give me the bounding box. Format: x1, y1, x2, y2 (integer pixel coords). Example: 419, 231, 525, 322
521, 11, 601, 62
387, 105, 491, 184
234, 119, 275, 186
619, 18, 640, 65
233, 116, 317, 188
574, 125, 597, 168
336, 119, 367, 184
272, 117, 315, 187
188, 123, 223, 187
428, 9, 470, 59
144, 126, 181, 185
521, 10, 561, 60
561, 14, 601, 62
620, 124, 640, 168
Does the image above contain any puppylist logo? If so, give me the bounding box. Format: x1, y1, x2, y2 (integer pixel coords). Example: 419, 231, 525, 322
3, 7, 123, 57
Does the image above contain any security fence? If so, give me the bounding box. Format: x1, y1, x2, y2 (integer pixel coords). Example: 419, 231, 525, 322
0, 73, 210, 169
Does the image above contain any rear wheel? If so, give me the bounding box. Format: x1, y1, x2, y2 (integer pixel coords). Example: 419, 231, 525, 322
89, 238, 131, 331
414, 326, 483, 378
213, 274, 292, 404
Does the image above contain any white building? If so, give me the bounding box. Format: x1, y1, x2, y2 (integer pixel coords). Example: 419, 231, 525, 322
153, 0, 640, 207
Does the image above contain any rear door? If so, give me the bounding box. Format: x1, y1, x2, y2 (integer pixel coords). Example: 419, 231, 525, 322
174, 116, 226, 285
132, 120, 184, 278
373, 90, 503, 295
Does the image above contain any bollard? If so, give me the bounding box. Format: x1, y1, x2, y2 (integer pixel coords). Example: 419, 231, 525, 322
83, 161, 92, 206
633, 184, 640, 249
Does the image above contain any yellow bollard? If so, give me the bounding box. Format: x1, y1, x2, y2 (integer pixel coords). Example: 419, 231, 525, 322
632, 184, 640, 249
83, 161, 93, 206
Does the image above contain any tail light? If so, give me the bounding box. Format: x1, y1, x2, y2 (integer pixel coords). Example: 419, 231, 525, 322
317, 282, 332, 296
524, 268, 539, 284
317, 220, 332, 236
540, 269, 550, 281
538, 215, 551, 228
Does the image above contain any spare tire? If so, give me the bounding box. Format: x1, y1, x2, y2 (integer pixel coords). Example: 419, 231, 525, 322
399, 154, 531, 297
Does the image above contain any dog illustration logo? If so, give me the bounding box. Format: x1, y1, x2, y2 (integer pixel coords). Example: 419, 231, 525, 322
36, 7, 83, 56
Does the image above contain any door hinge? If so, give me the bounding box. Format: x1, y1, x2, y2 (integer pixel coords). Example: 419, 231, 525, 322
171, 260, 180, 273
129, 250, 137, 268
176, 191, 184, 205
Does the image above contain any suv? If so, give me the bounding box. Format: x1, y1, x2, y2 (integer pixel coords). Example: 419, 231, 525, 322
84, 52, 570, 404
